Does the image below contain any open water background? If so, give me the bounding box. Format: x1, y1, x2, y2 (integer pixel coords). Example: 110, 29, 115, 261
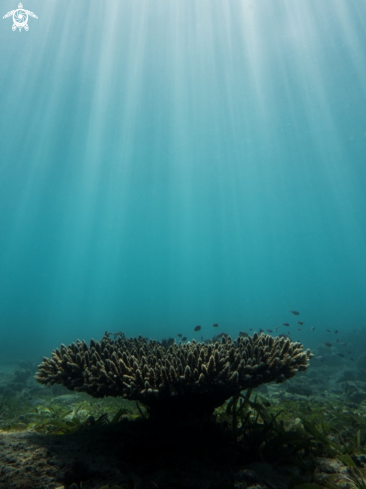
0, 0, 366, 361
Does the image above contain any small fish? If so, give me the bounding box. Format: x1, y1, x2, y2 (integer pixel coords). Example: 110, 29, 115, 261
288, 331, 291, 335
290, 310, 300, 315
323, 342, 332, 348
177, 334, 182, 338
337, 353, 345, 358
335, 330, 338, 334
212, 323, 219, 327
311, 327, 315, 331
350, 358, 354, 362
326, 329, 331, 333
297, 321, 304, 325
266, 329, 273, 333
249, 328, 253, 331
315, 356, 325, 362
239, 331, 249, 338
275, 327, 279, 331
194, 325, 201, 332
283, 323, 290, 327
182, 337, 187, 341
297, 328, 301, 331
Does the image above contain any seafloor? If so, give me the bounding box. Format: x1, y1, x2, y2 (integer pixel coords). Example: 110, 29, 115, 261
1, 338, 366, 489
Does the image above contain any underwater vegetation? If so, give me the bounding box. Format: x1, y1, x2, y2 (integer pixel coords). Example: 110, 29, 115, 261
3, 333, 366, 487
0, 393, 139, 434
215, 392, 366, 489
35, 331, 312, 419
2, 378, 366, 488
2, 387, 366, 488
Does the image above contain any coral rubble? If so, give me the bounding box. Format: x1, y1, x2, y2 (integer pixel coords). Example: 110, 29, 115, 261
35, 332, 312, 418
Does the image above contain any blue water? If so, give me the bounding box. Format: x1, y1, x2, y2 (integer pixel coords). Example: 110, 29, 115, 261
0, 0, 366, 361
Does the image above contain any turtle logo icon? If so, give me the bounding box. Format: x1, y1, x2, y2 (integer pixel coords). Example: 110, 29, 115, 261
3, 3, 38, 31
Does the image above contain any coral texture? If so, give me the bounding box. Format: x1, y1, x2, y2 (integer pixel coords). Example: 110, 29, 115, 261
36, 332, 312, 418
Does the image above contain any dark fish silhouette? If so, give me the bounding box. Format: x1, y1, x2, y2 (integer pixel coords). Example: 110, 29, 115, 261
182, 337, 187, 341
249, 328, 253, 331
283, 323, 290, 327
297, 328, 301, 331
337, 353, 345, 358
194, 325, 201, 332
311, 327, 315, 331
326, 329, 331, 333
275, 327, 279, 331
323, 342, 332, 348
212, 323, 219, 327
177, 334, 182, 337
335, 330, 338, 334
239, 331, 249, 338
290, 311, 300, 315
266, 329, 273, 333
297, 321, 304, 325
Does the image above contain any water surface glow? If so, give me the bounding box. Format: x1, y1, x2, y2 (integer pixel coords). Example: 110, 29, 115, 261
0, 0, 366, 358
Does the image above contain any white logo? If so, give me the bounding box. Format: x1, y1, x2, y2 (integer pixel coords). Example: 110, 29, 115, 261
3, 3, 38, 31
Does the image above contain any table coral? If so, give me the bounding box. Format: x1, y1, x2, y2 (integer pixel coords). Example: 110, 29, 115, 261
36, 332, 312, 418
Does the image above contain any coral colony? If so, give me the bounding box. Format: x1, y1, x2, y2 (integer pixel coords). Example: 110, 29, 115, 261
36, 332, 312, 419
